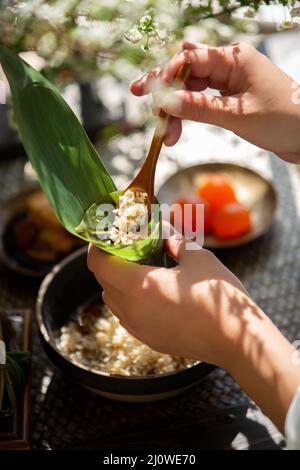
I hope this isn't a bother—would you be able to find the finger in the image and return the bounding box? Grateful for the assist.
[102,291,126,325]
[99,279,124,304]
[102,291,141,337]
[159,51,190,85]
[182,41,207,50]
[132,44,244,98]
[130,66,161,96]
[185,76,208,92]
[162,220,175,239]
[130,45,203,96]
[164,234,187,264]
[164,117,182,146]
[159,90,239,130]
[102,290,124,318]
[220,89,231,96]
[160,46,241,91]
[130,55,206,99]
[154,78,207,104]
[87,244,150,291]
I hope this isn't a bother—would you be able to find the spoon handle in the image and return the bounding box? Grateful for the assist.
[136,62,191,206]
[145,61,191,171]
[156,61,192,142]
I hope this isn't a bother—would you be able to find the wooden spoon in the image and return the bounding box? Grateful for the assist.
[120,62,191,218]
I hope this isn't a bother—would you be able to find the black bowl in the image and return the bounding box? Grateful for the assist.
[36,247,215,401]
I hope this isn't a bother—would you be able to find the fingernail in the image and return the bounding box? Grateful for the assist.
[130,75,144,88]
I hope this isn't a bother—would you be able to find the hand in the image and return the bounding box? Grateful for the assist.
[88,236,300,431]
[131,42,300,163]
[88,235,259,369]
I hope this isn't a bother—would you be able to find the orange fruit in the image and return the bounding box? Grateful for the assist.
[170,196,213,235]
[212,203,251,240]
[197,174,237,212]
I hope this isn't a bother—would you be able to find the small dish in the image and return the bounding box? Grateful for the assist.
[36,247,215,402]
[157,162,278,249]
[0,187,85,277]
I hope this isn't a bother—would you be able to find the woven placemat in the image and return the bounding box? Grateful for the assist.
[0,153,298,450]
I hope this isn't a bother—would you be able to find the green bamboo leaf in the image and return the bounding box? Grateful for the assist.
[0,47,163,263]
[0,46,116,232]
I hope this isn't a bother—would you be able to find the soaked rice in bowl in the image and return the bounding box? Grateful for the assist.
[58,303,195,376]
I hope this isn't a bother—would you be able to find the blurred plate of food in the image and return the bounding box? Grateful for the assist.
[157,162,278,249]
[0,187,85,277]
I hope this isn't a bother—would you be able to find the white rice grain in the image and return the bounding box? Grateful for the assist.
[109,189,148,246]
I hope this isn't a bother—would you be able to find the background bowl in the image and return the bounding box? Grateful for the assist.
[0,186,83,277]
[0,186,44,277]
[157,162,278,249]
[36,246,215,402]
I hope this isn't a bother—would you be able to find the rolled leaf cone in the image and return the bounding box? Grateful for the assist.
[0,47,163,263]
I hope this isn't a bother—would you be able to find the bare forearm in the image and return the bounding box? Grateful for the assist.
[228,311,300,432]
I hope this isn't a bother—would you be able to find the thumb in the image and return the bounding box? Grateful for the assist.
[164,234,188,265]
[160,90,239,130]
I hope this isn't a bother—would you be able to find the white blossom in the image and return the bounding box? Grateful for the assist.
[125,27,143,44]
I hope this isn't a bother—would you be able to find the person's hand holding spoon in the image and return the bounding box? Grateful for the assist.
[118,62,191,218]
